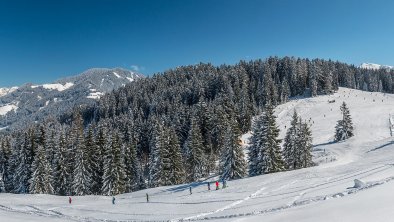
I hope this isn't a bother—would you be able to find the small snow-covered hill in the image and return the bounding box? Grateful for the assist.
[1,88,394,222]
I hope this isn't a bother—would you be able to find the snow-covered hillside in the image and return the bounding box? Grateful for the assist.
[0,87,18,97]
[360,62,394,70]
[1,87,394,221]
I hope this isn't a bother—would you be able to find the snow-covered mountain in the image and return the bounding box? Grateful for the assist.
[0,68,143,130]
[360,62,394,71]
[0,87,18,97]
[1,87,394,221]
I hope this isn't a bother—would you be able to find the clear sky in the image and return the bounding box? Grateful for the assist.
[1,0,394,87]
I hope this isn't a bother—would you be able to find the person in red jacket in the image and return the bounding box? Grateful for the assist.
[215,181,219,190]
[69,197,72,204]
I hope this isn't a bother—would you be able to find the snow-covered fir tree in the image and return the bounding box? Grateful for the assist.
[148,122,164,187]
[102,132,127,195]
[124,132,141,192]
[167,126,185,185]
[283,110,301,169]
[250,104,284,175]
[54,132,71,195]
[298,120,313,168]
[283,111,314,169]
[13,132,32,193]
[29,144,54,194]
[335,102,354,141]
[248,114,264,176]
[220,125,247,180]
[71,112,92,196]
[185,117,205,182]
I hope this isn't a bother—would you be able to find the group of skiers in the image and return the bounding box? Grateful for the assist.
[67,180,227,205]
[189,180,227,195]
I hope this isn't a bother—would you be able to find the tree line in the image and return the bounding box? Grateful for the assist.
[0,56,384,195]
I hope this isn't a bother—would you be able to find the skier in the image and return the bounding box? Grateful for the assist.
[207,182,210,190]
[215,181,219,190]
[69,197,72,204]
[112,196,116,205]
[189,186,192,195]
[146,193,149,203]
[222,179,227,189]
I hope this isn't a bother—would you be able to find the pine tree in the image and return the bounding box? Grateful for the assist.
[148,121,163,187]
[167,127,185,185]
[13,133,32,193]
[124,136,141,192]
[29,144,54,194]
[298,121,313,168]
[335,102,354,141]
[102,132,127,195]
[54,132,70,195]
[185,117,205,182]
[220,125,247,180]
[71,112,92,196]
[248,115,264,176]
[283,110,301,170]
[251,104,284,175]
[85,126,99,194]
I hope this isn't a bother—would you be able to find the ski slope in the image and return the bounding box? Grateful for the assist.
[1,87,394,222]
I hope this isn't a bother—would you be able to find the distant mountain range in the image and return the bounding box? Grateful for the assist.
[360,63,394,71]
[0,68,143,131]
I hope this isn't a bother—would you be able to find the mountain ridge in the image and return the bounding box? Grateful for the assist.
[0,67,144,130]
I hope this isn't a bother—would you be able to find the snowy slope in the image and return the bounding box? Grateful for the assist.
[1,88,394,222]
[0,87,18,97]
[360,62,394,70]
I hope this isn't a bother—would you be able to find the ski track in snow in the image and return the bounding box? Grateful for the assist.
[176,186,268,221]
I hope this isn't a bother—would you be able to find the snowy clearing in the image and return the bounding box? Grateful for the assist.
[0,104,18,116]
[2,87,394,221]
[31,83,74,92]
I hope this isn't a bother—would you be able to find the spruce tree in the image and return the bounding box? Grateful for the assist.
[167,127,185,185]
[185,117,205,182]
[220,125,247,180]
[71,112,92,196]
[54,132,70,195]
[102,132,127,195]
[283,110,301,170]
[248,115,264,176]
[13,133,32,193]
[258,104,284,174]
[335,102,354,141]
[298,121,313,168]
[29,144,54,194]
[124,137,141,192]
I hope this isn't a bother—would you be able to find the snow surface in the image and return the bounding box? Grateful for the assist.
[87,92,104,99]
[113,72,121,78]
[360,62,394,70]
[2,87,394,222]
[31,82,74,92]
[0,104,18,116]
[0,87,18,97]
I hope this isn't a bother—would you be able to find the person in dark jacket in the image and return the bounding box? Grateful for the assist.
[69,197,72,204]
[207,182,210,190]
[112,196,116,205]
[189,186,192,195]
[146,193,149,202]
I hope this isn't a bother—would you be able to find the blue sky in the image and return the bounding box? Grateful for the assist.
[0,0,394,87]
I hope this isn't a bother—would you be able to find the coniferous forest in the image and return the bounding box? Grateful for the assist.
[0,56,393,195]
